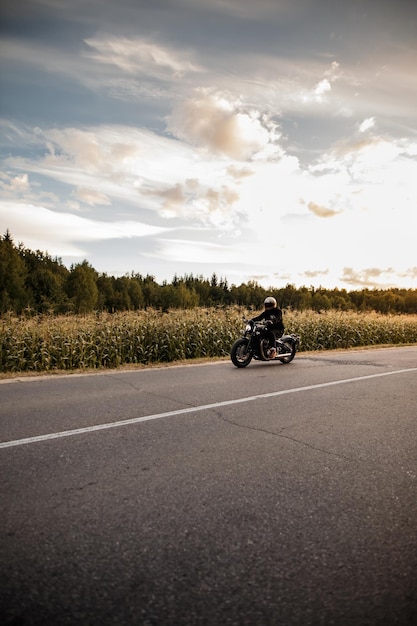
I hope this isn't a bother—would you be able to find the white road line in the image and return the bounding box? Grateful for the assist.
[1,367,416,449]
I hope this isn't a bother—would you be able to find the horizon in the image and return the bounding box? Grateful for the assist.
[1,0,416,291]
[4,228,417,296]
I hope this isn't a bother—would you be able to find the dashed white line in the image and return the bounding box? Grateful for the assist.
[1,367,416,449]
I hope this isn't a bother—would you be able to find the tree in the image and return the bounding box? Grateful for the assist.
[0,231,29,313]
[20,248,69,313]
[141,275,161,309]
[96,274,115,310]
[66,261,98,313]
[404,290,417,314]
[312,291,332,311]
[27,267,67,313]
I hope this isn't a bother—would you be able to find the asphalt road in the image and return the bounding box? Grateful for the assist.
[1,347,417,625]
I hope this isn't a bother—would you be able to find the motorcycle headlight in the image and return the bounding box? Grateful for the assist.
[245,323,252,332]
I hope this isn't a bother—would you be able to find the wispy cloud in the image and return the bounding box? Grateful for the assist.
[0,201,168,256]
[84,37,203,78]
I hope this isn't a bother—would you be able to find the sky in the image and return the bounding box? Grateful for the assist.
[1,0,416,290]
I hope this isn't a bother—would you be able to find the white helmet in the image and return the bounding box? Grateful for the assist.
[264,296,277,308]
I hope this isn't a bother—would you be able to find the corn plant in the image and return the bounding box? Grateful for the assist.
[1,308,417,374]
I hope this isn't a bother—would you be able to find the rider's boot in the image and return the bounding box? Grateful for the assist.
[267,346,277,359]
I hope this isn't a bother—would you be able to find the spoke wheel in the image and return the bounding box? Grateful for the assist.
[231,339,253,368]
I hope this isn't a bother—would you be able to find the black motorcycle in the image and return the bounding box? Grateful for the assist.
[231,319,300,368]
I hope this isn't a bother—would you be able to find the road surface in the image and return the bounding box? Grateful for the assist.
[1,347,416,625]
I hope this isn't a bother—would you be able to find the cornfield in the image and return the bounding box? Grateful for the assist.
[1,308,417,374]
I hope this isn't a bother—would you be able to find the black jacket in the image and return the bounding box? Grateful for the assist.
[252,307,284,334]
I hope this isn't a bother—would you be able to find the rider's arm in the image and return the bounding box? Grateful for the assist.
[251,311,266,322]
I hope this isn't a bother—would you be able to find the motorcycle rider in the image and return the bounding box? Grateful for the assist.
[251,296,284,358]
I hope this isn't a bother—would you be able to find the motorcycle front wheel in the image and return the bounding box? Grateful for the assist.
[231,338,253,368]
[278,340,296,363]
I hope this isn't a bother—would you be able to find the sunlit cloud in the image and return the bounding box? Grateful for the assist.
[3,122,266,227]
[145,180,241,225]
[167,90,283,160]
[341,267,405,289]
[304,269,330,279]
[3,117,417,291]
[307,202,341,218]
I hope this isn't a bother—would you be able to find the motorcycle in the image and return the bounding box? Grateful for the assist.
[230,318,300,368]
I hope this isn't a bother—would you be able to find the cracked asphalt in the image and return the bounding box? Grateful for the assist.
[1,347,417,625]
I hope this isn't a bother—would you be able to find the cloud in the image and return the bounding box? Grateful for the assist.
[4,119,417,267]
[341,267,402,288]
[226,165,254,180]
[314,78,331,99]
[291,62,342,107]
[147,237,242,265]
[1,0,417,293]
[0,201,168,256]
[71,187,111,206]
[0,34,200,105]
[307,135,417,222]
[84,37,202,79]
[399,267,417,280]
[5,124,189,205]
[144,180,241,226]
[166,91,283,160]
[307,202,341,218]
[359,117,375,133]
[4,122,258,227]
[149,183,186,212]
[0,170,61,207]
[304,269,330,279]
[40,127,140,174]
[0,172,30,193]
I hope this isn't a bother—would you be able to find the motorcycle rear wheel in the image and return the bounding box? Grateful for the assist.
[231,338,253,368]
[278,340,296,363]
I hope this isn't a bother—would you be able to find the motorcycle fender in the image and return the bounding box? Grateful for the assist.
[279,334,298,346]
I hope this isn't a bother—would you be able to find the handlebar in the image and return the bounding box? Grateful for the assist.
[243,318,270,328]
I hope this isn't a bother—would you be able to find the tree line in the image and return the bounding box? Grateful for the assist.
[1,231,416,315]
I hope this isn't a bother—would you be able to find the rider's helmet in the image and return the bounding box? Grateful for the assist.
[264,296,277,309]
